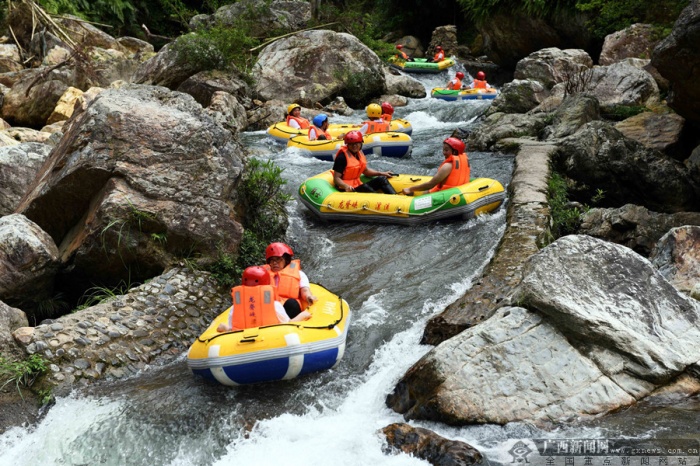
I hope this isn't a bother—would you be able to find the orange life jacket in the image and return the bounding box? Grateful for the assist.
[309,125,331,141]
[335,146,367,188]
[362,119,390,134]
[433,51,445,62]
[429,153,470,192]
[264,259,309,310]
[396,51,408,60]
[286,115,310,129]
[381,114,392,123]
[447,78,462,90]
[473,79,487,89]
[229,285,279,329]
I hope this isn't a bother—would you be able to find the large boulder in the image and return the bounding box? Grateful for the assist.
[579,204,700,256]
[649,225,700,295]
[0,214,60,315]
[253,29,386,108]
[382,423,482,465]
[553,121,699,213]
[599,24,660,65]
[0,142,53,215]
[14,85,245,292]
[514,48,593,90]
[541,93,601,140]
[584,61,660,113]
[652,0,700,123]
[614,111,686,159]
[388,235,700,425]
[465,112,549,151]
[487,79,549,115]
[189,0,310,37]
[132,42,209,90]
[0,301,28,360]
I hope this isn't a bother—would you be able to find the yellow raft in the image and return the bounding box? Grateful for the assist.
[287,131,412,161]
[298,170,505,225]
[187,284,350,386]
[266,119,413,143]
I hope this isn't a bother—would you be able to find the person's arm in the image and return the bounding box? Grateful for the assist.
[298,271,317,305]
[359,122,369,135]
[290,310,311,322]
[363,166,393,178]
[288,118,301,129]
[402,163,452,195]
[308,127,317,140]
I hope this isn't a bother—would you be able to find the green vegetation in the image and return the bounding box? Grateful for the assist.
[602,105,648,121]
[207,158,290,286]
[547,171,584,240]
[0,354,49,400]
[171,21,259,73]
[75,279,133,310]
[547,171,607,241]
[575,0,689,39]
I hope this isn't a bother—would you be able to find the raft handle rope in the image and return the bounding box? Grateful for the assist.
[306,180,502,217]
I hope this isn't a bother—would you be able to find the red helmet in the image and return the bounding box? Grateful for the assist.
[344,130,363,145]
[443,137,465,154]
[381,102,394,115]
[242,266,271,286]
[265,242,293,260]
[476,71,486,80]
[396,44,403,49]
[436,46,443,51]
[456,72,464,79]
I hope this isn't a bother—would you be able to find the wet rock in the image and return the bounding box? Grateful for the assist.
[382,423,483,465]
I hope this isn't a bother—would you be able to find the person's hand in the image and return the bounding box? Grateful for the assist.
[306,294,317,306]
[344,185,354,192]
[217,323,229,333]
[402,188,413,196]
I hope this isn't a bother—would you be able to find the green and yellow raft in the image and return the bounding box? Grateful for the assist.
[298,170,505,225]
[388,57,455,74]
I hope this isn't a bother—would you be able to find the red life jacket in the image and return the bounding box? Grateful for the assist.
[447,78,462,90]
[335,146,367,188]
[429,153,470,192]
[473,79,487,89]
[229,285,279,329]
[433,51,445,62]
[362,119,390,134]
[264,259,308,310]
[308,125,331,141]
[286,115,310,129]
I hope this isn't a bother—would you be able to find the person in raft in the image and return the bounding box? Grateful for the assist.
[394,44,412,61]
[469,71,489,89]
[286,103,310,129]
[446,71,465,90]
[333,130,397,194]
[308,114,332,141]
[429,45,445,63]
[402,137,470,196]
[380,102,394,123]
[359,103,390,135]
[216,266,311,332]
[263,242,317,319]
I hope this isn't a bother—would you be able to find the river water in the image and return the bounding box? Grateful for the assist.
[1,71,698,466]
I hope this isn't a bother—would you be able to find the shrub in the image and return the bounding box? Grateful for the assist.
[208,158,290,286]
[548,171,584,240]
[171,22,259,73]
[0,354,48,400]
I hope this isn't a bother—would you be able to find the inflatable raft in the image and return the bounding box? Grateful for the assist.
[389,57,455,74]
[431,87,499,101]
[298,170,505,225]
[267,119,413,143]
[187,283,350,386]
[287,131,412,161]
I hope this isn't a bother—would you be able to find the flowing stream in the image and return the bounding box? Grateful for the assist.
[1,71,698,466]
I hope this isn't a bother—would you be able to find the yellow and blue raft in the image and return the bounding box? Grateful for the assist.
[187,283,350,386]
[267,118,413,144]
[287,131,412,161]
